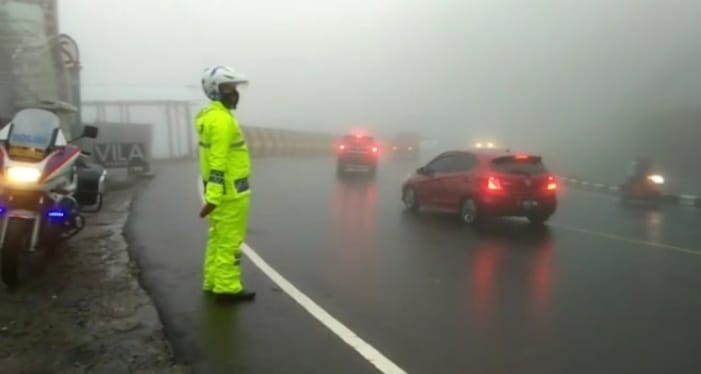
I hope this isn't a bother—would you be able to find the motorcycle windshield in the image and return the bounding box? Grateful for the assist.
[7,109,59,150]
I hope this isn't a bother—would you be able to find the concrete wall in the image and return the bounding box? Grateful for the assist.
[0,0,71,126]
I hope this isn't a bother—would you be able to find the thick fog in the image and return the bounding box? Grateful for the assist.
[60,0,701,186]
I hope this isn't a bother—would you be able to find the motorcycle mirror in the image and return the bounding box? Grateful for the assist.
[81,125,99,139]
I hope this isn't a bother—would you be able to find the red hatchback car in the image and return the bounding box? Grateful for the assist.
[401,150,558,225]
[336,134,380,175]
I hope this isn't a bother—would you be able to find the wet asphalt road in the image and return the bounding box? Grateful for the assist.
[128,157,701,374]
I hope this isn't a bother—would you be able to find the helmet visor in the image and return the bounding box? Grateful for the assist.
[220,81,248,92]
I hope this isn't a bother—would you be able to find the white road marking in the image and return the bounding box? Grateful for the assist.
[197,179,407,374]
[679,195,699,206]
[550,222,701,257]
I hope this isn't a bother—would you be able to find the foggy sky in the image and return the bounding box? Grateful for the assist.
[59,0,701,145]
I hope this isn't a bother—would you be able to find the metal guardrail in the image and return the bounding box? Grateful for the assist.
[241,126,337,158]
[559,176,701,209]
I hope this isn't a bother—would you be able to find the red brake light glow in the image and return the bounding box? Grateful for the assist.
[487,176,504,191]
[371,146,378,153]
[546,176,557,191]
[339,144,346,150]
[514,154,530,160]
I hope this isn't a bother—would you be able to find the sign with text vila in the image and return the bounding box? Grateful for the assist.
[93,143,148,168]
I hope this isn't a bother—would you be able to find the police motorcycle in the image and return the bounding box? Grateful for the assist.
[0,108,104,286]
[620,158,665,206]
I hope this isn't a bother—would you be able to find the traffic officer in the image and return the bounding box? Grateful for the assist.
[196,65,255,302]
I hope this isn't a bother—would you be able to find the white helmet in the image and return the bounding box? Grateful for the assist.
[200,65,249,101]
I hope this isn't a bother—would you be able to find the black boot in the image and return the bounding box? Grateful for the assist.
[214,290,256,303]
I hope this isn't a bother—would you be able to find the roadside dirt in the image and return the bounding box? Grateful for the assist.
[0,183,190,373]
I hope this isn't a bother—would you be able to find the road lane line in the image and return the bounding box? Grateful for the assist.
[197,179,406,374]
[550,222,700,257]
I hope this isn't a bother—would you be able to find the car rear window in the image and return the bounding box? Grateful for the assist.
[490,155,548,175]
[343,135,374,143]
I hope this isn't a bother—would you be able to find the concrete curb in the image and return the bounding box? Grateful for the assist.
[559,176,701,209]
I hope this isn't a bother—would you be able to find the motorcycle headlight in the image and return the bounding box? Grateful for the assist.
[647,174,665,184]
[6,166,42,183]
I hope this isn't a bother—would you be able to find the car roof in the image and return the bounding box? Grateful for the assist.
[438,149,540,161]
[342,134,373,139]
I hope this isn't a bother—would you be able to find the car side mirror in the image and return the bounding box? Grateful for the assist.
[82,125,99,139]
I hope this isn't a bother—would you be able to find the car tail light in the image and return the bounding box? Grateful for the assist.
[338,144,346,150]
[371,146,378,153]
[514,154,530,160]
[546,176,557,191]
[487,176,504,191]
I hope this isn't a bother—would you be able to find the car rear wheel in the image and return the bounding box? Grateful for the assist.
[460,198,481,225]
[403,187,420,213]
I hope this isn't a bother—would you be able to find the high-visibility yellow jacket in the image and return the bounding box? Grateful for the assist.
[195,101,251,205]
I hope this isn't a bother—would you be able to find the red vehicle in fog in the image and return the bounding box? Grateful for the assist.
[401,149,558,225]
[336,134,380,175]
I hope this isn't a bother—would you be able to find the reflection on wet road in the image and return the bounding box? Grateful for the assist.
[332,175,379,269]
[128,158,701,374]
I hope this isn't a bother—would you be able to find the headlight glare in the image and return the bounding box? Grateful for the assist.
[647,174,665,184]
[6,166,42,183]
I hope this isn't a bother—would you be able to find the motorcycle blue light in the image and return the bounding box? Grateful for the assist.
[47,210,66,218]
